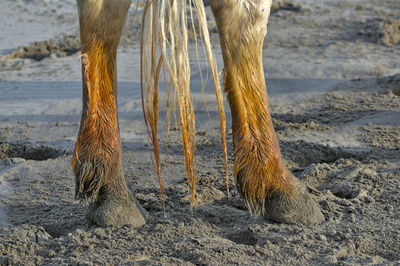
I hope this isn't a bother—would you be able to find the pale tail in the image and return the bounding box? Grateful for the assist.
[140,0,229,212]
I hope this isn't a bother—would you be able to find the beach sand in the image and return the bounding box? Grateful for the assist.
[0,0,399,264]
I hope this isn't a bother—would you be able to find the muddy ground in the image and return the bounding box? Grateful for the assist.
[0,0,399,265]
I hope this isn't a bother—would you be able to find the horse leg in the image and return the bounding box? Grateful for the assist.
[210,0,324,225]
[72,0,146,226]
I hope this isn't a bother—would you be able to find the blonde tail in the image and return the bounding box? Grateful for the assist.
[140,0,228,211]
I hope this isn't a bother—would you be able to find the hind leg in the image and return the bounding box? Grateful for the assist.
[210,0,323,225]
[73,0,145,227]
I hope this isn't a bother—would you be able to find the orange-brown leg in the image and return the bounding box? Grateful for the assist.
[211,0,323,225]
[73,0,145,226]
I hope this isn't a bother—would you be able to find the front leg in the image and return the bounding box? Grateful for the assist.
[73,0,145,226]
[211,0,324,225]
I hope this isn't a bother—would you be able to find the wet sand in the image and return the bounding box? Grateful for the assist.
[0,0,399,264]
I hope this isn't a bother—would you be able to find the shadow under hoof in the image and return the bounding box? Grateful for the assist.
[264,184,324,226]
[87,190,147,227]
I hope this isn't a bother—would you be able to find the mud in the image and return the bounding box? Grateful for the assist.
[342,19,400,46]
[271,0,302,13]
[4,35,80,61]
[0,142,63,161]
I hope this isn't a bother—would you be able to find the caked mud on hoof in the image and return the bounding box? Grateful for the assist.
[263,184,324,226]
[87,189,147,227]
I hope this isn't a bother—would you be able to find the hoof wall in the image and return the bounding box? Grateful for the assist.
[264,185,324,226]
[87,191,146,227]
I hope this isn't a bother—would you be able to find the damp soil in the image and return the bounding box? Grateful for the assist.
[0,0,400,265]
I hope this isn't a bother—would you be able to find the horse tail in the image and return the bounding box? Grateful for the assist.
[140,0,228,212]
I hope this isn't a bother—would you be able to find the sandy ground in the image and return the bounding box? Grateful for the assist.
[0,0,400,265]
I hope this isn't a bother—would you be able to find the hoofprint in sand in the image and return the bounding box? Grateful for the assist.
[0,0,399,264]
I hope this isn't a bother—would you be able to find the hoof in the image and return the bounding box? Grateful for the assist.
[263,184,324,226]
[87,189,147,227]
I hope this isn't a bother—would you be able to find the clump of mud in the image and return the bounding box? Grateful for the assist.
[377,74,400,95]
[281,140,356,168]
[360,126,400,149]
[6,35,80,61]
[358,19,400,46]
[0,142,62,161]
[271,0,302,13]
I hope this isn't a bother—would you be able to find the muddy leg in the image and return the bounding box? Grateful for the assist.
[210,0,323,225]
[72,0,145,227]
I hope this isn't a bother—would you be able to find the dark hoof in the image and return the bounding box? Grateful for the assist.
[87,190,147,227]
[264,184,324,226]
